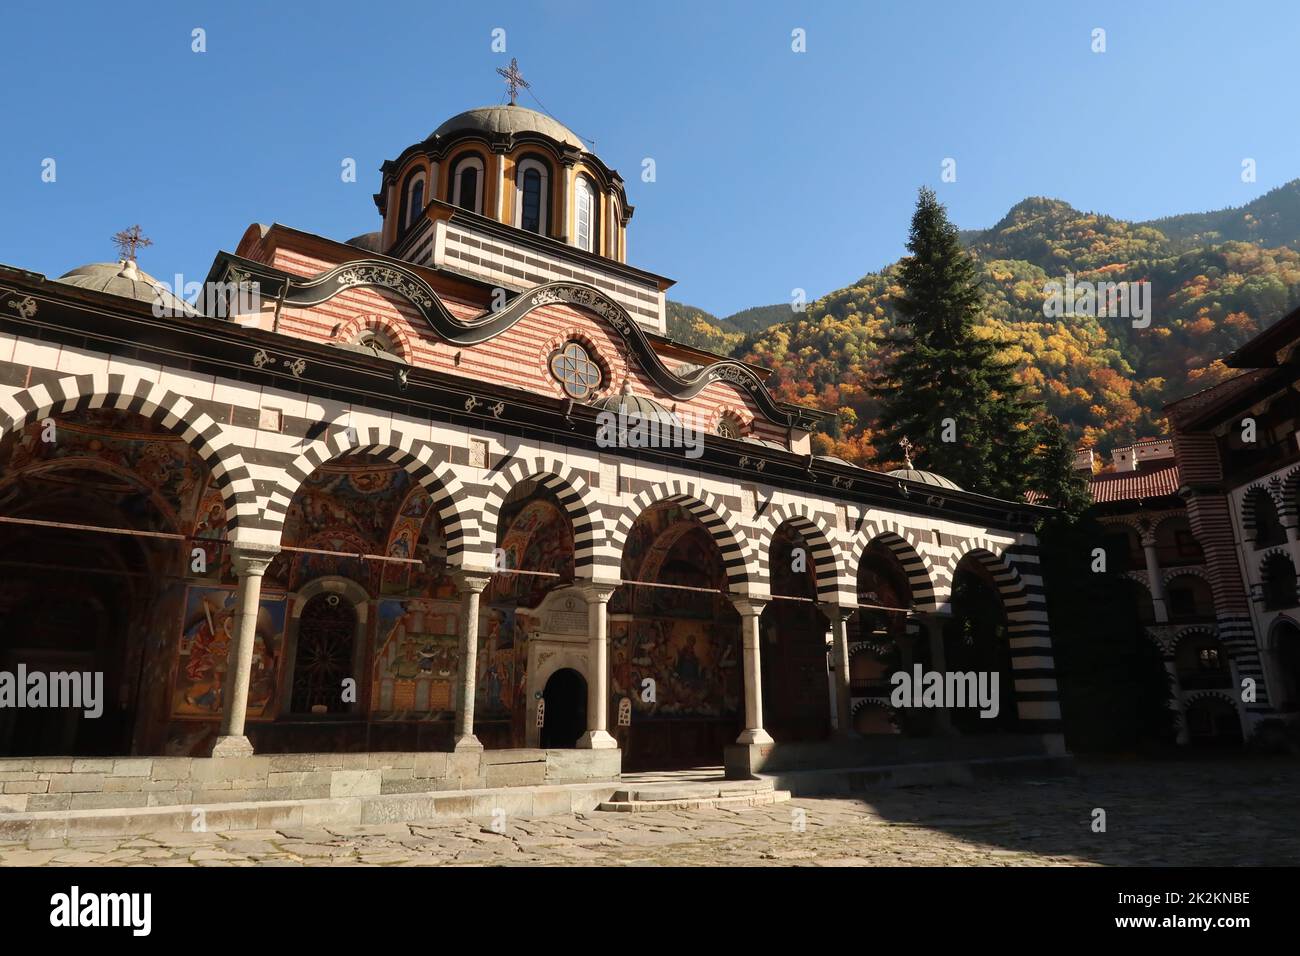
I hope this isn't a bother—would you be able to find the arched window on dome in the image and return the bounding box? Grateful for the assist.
[608,196,620,260]
[575,176,600,253]
[449,154,485,214]
[399,168,426,235]
[515,157,550,235]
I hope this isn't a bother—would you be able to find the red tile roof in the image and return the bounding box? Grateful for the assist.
[1088,460,1181,503]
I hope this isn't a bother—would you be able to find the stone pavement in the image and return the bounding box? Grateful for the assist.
[2,757,1295,866]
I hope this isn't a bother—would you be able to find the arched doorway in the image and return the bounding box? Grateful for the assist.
[946,553,1019,734]
[540,668,587,748]
[0,410,204,756]
[856,539,931,735]
[1269,618,1300,713]
[613,501,742,770]
[290,593,358,713]
[760,523,831,742]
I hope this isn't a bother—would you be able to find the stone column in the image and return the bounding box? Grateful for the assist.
[1140,530,1169,624]
[451,571,492,752]
[820,603,854,737]
[731,597,773,745]
[577,581,619,749]
[919,613,957,736]
[1162,652,1189,745]
[210,545,278,757]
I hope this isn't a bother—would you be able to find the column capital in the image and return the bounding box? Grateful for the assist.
[817,602,854,623]
[576,578,619,603]
[450,569,492,594]
[230,544,278,578]
[728,595,767,618]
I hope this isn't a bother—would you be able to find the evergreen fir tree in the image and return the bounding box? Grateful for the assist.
[1029,416,1092,517]
[874,187,1039,499]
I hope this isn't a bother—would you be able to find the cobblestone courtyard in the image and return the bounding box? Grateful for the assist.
[3,758,1295,867]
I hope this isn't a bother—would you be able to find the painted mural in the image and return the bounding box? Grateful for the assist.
[611,617,741,718]
[372,598,461,714]
[171,586,287,720]
[0,413,207,533]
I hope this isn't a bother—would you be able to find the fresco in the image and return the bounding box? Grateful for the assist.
[488,495,574,605]
[171,586,286,720]
[611,617,740,718]
[0,415,206,532]
[372,598,461,714]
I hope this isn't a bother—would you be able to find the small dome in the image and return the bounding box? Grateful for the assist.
[431,105,584,150]
[345,231,383,253]
[56,260,195,315]
[593,383,681,428]
[887,468,964,491]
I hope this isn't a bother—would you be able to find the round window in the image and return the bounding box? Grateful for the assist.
[549,341,602,400]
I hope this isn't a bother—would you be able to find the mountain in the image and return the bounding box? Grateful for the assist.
[664,301,792,353]
[674,181,1300,468]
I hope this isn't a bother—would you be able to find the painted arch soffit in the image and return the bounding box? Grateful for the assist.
[226,257,794,426]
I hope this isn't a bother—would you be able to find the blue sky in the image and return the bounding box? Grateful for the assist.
[2,0,1298,318]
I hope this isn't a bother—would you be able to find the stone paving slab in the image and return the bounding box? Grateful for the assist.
[0,758,1296,867]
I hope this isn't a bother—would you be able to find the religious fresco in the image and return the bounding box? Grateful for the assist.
[171,586,287,720]
[611,617,741,718]
[476,605,532,725]
[371,598,461,715]
[190,479,228,579]
[488,495,575,606]
[275,459,416,592]
[0,415,207,532]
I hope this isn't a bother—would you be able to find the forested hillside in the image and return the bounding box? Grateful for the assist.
[667,183,1300,468]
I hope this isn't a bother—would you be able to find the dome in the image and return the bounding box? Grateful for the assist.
[592,383,681,428]
[887,468,964,491]
[56,260,196,316]
[345,231,383,253]
[430,105,584,151]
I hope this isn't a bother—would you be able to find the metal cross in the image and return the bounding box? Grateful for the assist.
[111,225,152,262]
[496,58,529,106]
[898,436,915,468]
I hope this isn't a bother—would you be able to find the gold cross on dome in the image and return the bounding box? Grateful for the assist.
[496,57,529,106]
[111,225,152,262]
[898,436,915,468]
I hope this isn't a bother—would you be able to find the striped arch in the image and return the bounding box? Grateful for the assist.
[1162,565,1214,587]
[1240,482,1282,537]
[1280,465,1300,526]
[855,520,937,611]
[1171,624,1224,653]
[609,480,756,593]
[0,370,258,529]
[266,421,476,566]
[949,537,1059,727]
[757,504,852,605]
[479,456,614,577]
[1122,570,1152,592]
[332,314,415,363]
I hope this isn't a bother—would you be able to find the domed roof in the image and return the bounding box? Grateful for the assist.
[431,105,583,150]
[592,383,681,427]
[55,260,196,315]
[887,468,964,491]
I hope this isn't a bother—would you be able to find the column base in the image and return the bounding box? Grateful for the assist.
[576,729,618,750]
[452,734,484,753]
[209,735,254,758]
[735,727,774,746]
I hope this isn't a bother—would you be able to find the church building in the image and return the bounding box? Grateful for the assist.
[0,84,1062,785]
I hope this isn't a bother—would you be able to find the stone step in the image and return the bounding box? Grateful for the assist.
[0,779,625,841]
[609,778,772,803]
[598,783,789,813]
